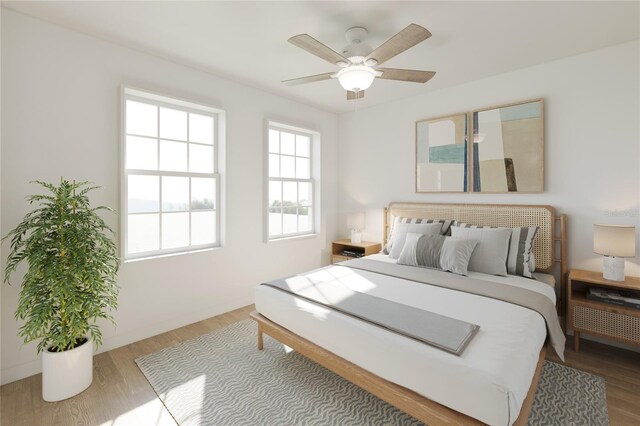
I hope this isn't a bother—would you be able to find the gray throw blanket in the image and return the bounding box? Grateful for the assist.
[343,258,566,361]
[262,278,480,355]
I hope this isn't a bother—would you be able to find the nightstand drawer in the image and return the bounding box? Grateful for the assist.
[574,305,640,344]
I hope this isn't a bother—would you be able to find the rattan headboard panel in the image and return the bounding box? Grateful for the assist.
[385,203,555,272]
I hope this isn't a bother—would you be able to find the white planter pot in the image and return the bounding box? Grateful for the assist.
[42,338,93,402]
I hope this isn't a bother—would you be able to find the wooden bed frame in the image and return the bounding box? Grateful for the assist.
[251,202,567,425]
[251,311,545,425]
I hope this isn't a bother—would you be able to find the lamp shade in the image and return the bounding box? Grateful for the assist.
[593,224,636,257]
[347,212,365,230]
[337,66,376,92]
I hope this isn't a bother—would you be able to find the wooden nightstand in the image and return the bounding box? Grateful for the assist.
[331,239,382,264]
[568,269,640,352]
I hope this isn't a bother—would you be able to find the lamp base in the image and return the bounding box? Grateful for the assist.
[350,229,362,244]
[603,256,625,281]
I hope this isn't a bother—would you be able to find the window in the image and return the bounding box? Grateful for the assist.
[122,88,223,260]
[267,123,318,240]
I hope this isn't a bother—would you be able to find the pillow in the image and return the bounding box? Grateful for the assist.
[385,217,453,253]
[388,222,443,259]
[450,226,512,276]
[454,223,539,278]
[397,233,478,276]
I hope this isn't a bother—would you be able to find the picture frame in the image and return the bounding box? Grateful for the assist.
[415,113,469,193]
[471,99,544,193]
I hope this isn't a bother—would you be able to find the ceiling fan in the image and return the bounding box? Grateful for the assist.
[283,24,436,100]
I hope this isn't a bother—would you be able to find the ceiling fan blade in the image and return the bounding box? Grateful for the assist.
[365,24,431,66]
[377,68,436,83]
[288,34,349,65]
[282,72,335,86]
[347,90,365,100]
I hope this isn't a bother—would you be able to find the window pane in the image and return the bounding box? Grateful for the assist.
[281,132,295,155]
[161,212,189,249]
[191,177,216,210]
[296,157,310,179]
[126,136,157,170]
[268,129,279,153]
[283,181,297,206]
[281,156,295,178]
[296,135,310,158]
[269,181,281,208]
[189,144,214,173]
[189,113,213,144]
[269,154,280,177]
[191,211,216,245]
[268,208,282,237]
[282,207,297,235]
[298,182,312,206]
[162,176,189,211]
[128,213,159,253]
[299,207,312,232]
[128,175,159,213]
[126,100,157,137]
[160,140,187,172]
[160,107,187,141]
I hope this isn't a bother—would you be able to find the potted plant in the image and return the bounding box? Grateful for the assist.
[3,179,119,401]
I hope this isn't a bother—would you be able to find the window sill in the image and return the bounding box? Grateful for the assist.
[267,233,318,244]
[123,245,221,263]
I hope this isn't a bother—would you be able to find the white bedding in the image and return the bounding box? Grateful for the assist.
[254,254,554,426]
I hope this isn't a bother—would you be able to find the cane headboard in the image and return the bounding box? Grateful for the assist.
[384,202,565,273]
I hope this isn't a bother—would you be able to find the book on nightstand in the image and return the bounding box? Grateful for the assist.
[586,287,640,309]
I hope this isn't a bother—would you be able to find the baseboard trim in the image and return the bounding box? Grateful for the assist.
[1,296,254,385]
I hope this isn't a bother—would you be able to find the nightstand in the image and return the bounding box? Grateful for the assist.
[568,269,640,352]
[331,239,382,264]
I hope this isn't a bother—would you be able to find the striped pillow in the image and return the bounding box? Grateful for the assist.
[397,233,479,276]
[453,222,539,278]
[385,217,454,254]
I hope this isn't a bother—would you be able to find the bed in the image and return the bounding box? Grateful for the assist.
[252,203,567,426]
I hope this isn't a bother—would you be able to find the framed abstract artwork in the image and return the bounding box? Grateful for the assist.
[471,99,544,193]
[415,113,469,192]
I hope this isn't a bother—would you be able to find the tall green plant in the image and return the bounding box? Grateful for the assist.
[3,179,120,353]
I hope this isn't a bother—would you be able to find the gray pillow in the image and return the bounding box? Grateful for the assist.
[389,222,443,259]
[450,226,511,276]
[385,217,453,254]
[397,233,478,276]
[455,223,539,278]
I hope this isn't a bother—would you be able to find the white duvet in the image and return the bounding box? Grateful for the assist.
[254,254,555,426]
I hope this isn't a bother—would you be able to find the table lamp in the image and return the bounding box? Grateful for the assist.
[347,212,365,244]
[593,224,636,281]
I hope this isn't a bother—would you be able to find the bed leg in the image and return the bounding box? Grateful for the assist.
[257,325,264,351]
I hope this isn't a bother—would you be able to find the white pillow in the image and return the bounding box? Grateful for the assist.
[389,222,443,259]
[450,226,512,276]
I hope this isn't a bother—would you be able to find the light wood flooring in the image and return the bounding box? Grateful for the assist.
[2,304,639,426]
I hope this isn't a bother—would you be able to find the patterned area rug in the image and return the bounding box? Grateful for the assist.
[136,320,608,426]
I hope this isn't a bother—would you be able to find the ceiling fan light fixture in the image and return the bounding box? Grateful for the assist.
[336,65,376,92]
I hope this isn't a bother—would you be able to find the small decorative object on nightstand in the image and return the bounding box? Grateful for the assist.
[347,212,365,243]
[593,224,636,281]
[331,239,381,264]
[567,269,640,352]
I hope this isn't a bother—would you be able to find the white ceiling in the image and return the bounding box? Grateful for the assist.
[4,1,639,113]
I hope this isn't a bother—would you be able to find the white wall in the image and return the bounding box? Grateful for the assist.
[0,10,339,384]
[338,40,640,276]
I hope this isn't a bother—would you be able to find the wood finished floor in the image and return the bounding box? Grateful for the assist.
[2,304,639,426]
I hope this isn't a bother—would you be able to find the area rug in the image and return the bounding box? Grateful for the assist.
[136,320,608,426]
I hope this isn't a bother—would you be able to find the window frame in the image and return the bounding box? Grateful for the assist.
[121,87,225,261]
[265,121,320,242]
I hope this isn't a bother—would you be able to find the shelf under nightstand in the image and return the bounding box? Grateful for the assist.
[331,239,381,264]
